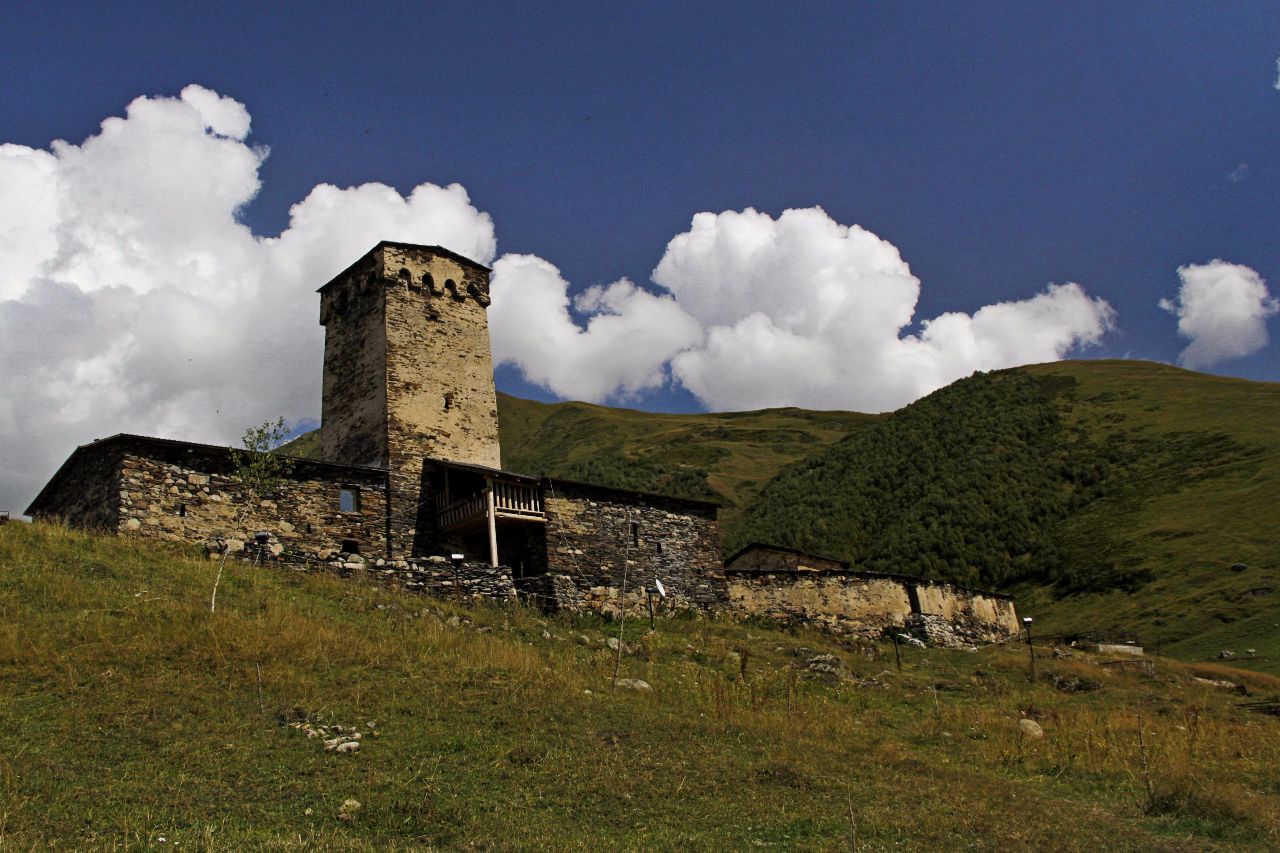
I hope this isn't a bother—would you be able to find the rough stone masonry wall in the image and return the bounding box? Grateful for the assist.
[319,253,389,470]
[726,571,1019,644]
[726,572,914,637]
[117,449,388,558]
[383,246,502,555]
[28,443,125,531]
[279,550,516,602]
[541,485,726,615]
[318,244,502,556]
[912,583,1021,641]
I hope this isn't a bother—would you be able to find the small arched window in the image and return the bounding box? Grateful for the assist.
[422,272,435,292]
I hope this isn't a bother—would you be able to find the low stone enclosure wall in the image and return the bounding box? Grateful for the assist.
[263,549,519,602]
[725,568,1020,646]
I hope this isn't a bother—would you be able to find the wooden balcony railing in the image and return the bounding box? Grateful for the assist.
[491,481,544,519]
[436,480,544,531]
[438,492,487,530]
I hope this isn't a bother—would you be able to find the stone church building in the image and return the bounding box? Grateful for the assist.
[28,241,726,613]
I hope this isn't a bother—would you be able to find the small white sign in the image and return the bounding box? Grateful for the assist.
[655,578,667,598]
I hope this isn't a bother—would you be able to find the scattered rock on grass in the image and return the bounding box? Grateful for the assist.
[800,653,849,684]
[338,799,361,821]
[614,678,651,691]
[1018,718,1044,739]
[1051,674,1100,693]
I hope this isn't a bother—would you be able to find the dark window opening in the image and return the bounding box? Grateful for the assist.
[305,522,313,534]
[178,503,186,517]
[341,538,360,554]
[443,391,454,411]
[630,522,639,546]
[339,487,361,513]
[655,541,663,555]
[423,272,435,291]
[398,267,411,285]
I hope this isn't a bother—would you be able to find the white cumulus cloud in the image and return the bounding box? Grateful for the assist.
[494,206,1115,412]
[0,85,496,513]
[1160,261,1278,369]
[489,254,702,401]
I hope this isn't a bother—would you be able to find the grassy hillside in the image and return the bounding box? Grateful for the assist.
[738,361,1280,673]
[3,521,1280,849]
[498,393,869,525]
[1015,361,1280,671]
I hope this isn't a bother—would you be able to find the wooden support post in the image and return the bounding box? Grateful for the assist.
[486,484,499,568]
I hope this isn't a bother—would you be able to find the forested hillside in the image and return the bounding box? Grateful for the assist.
[734,365,1263,591]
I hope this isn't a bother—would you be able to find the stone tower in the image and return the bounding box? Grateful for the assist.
[317,241,501,552]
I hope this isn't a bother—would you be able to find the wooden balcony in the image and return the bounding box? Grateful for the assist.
[437,480,544,532]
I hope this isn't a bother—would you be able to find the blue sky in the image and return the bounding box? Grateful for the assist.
[2,1,1279,506]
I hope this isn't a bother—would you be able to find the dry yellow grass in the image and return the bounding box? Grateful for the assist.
[2,521,1279,850]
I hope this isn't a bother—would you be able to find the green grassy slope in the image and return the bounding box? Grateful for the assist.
[497,393,870,525]
[3,522,1279,849]
[1015,361,1280,671]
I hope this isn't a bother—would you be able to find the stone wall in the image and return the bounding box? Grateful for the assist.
[726,571,914,636]
[725,569,1019,644]
[28,436,392,558]
[319,251,389,470]
[26,440,125,531]
[279,550,516,602]
[118,445,389,558]
[541,481,726,615]
[913,583,1020,639]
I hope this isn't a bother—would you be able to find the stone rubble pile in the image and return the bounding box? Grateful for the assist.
[286,719,380,755]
